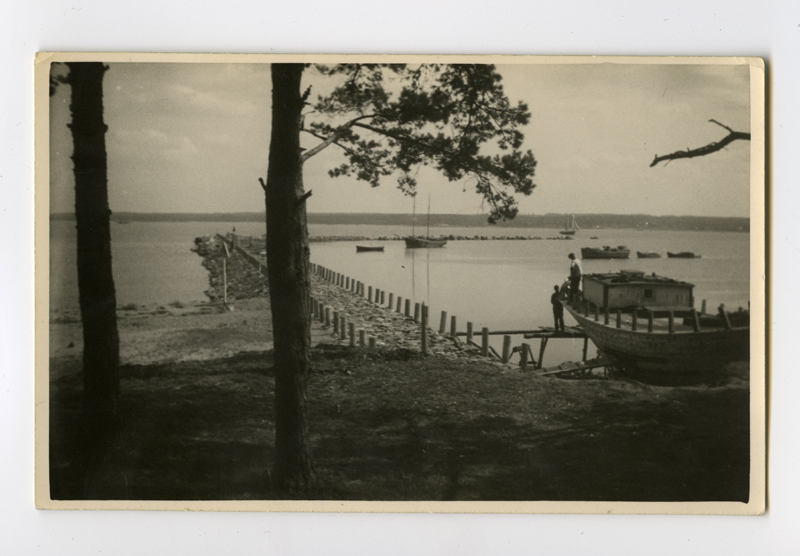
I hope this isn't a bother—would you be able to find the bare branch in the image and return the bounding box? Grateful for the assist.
[300,114,376,163]
[650,122,751,167]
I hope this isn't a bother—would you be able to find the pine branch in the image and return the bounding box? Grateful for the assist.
[650,120,751,167]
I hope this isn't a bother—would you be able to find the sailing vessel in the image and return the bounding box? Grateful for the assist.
[636,251,661,258]
[667,251,701,259]
[562,271,748,382]
[559,214,579,235]
[404,195,447,249]
[355,245,385,253]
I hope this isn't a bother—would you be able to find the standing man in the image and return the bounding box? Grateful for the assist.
[551,285,565,332]
[568,253,582,303]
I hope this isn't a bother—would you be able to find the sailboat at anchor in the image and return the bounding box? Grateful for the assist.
[559,214,579,236]
[404,195,447,248]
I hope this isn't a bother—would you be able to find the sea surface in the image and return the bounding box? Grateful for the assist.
[49,220,750,364]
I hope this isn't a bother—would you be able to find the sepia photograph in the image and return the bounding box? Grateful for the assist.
[36,54,765,513]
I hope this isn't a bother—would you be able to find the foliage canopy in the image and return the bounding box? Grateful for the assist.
[302,64,537,223]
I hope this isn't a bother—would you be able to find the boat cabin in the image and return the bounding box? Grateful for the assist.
[582,270,694,310]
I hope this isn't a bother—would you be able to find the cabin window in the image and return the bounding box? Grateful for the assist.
[644,288,654,299]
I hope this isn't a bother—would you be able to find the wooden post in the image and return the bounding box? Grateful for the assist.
[616,310,622,329]
[481,327,489,357]
[346,277,350,290]
[691,309,700,332]
[450,315,457,337]
[359,329,366,347]
[594,304,599,321]
[319,304,325,323]
[604,307,610,325]
[421,304,428,355]
[325,307,331,327]
[375,288,381,303]
[388,293,394,310]
[414,303,421,323]
[439,311,447,334]
[502,335,512,363]
[333,311,339,334]
[466,322,473,344]
[405,299,411,317]
[668,311,675,334]
[632,310,638,331]
[397,296,402,313]
[582,337,589,361]
[222,257,228,306]
[701,299,707,314]
[537,337,548,369]
[349,322,356,346]
[520,343,530,372]
[340,316,347,340]
[647,311,654,333]
[368,286,373,303]
[369,337,376,350]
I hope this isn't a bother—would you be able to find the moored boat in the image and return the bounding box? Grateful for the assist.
[356,245,385,252]
[636,251,661,258]
[559,214,579,236]
[563,271,748,383]
[667,251,701,258]
[581,245,630,259]
[404,236,447,248]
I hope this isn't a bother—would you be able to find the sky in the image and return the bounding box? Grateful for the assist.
[49,61,751,218]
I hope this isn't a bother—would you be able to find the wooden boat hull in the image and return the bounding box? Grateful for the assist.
[563,301,749,382]
[558,230,576,236]
[667,252,700,258]
[581,247,630,259]
[636,251,661,258]
[356,245,385,252]
[404,237,447,248]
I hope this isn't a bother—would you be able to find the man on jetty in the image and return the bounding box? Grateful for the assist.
[568,253,582,303]
[551,285,565,332]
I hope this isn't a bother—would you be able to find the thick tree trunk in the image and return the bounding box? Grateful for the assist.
[265,64,314,490]
[66,62,120,491]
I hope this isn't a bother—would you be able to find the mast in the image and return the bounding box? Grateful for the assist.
[411,195,416,237]
[426,195,431,239]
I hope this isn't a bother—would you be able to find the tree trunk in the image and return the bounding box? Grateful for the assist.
[265,64,314,490]
[66,62,120,492]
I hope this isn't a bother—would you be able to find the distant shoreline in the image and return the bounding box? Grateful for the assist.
[50,212,750,233]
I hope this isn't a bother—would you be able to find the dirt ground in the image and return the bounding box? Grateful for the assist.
[48,298,750,502]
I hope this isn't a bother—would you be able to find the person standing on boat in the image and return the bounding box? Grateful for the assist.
[551,285,565,332]
[568,253,582,302]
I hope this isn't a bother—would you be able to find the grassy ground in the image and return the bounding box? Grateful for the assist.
[49,302,750,501]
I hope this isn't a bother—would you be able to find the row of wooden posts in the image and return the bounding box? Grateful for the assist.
[310,263,538,371]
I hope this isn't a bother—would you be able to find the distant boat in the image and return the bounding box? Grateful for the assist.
[581,245,630,259]
[667,252,701,259]
[590,236,599,240]
[636,251,661,258]
[559,214,579,236]
[404,195,447,249]
[356,245,385,253]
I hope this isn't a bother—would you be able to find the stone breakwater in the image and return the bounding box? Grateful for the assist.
[192,234,515,367]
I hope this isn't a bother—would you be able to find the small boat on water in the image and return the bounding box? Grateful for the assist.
[559,214,579,236]
[404,237,447,248]
[404,195,447,249]
[636,251,661,258]
[667,251,701,259]
[562,271,748,383]
[581,245,630,259]
[356,245,385,253]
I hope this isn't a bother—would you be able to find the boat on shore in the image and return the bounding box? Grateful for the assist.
[356,245,385,253]
[562,271,748,383]
[581,245,630,259]
[559,214,579,236]
[667,251,701,259]
[636,251,661,258]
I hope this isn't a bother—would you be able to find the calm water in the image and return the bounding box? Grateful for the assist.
[50,220,749,364]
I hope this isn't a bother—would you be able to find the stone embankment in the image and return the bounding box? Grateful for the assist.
[192,234,514,367]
